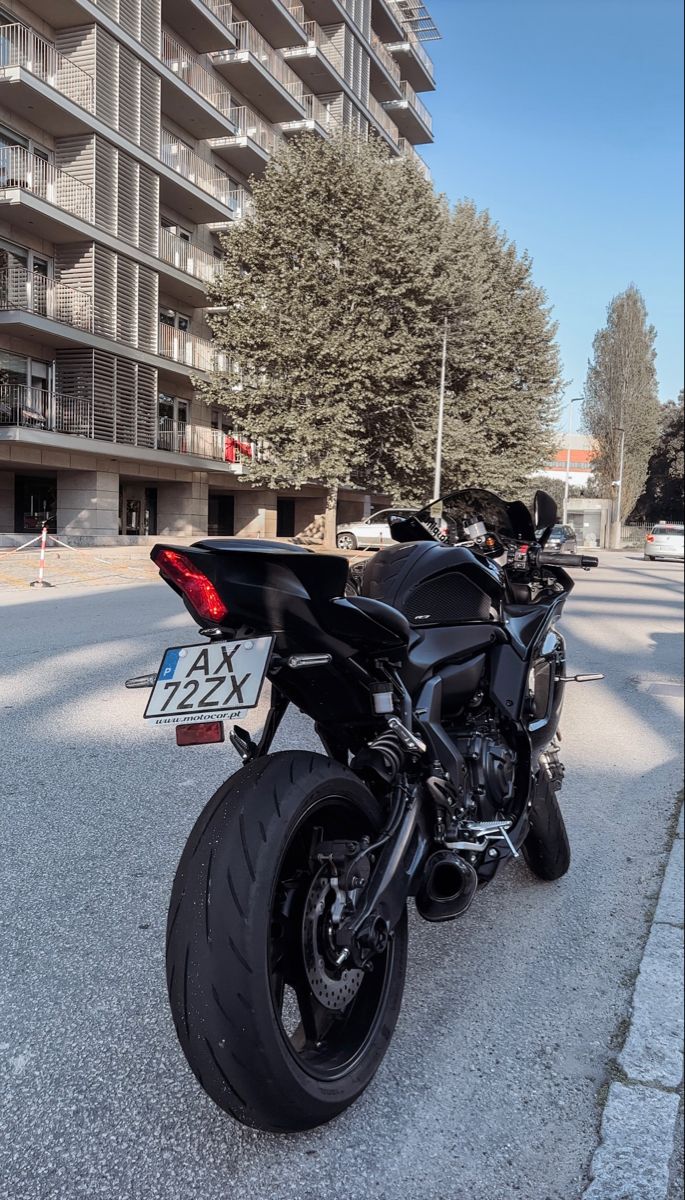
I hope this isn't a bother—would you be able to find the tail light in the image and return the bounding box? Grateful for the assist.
[646,534,655,543]
[155,549,228,622]
[176,721,225,746]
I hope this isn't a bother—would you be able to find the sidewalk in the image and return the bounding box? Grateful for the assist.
[0,545,160,590]
[585,803,684,1200]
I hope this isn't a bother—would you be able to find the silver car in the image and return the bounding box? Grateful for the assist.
[336,508,417,551]
[644,522,684,561]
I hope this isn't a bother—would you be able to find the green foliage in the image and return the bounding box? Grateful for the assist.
[203,133,448,506]
[440,202,562,498]
[629,390,684,521]
[203,134,563,512]
[582,285,661,519]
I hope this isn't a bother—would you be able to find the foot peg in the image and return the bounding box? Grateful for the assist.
[415,851,478,922]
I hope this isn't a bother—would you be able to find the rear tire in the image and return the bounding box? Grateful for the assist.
[521,770,571,881]
[166,751,408,1132]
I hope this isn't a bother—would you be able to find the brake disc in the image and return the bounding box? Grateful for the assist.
[302,874,364,1011]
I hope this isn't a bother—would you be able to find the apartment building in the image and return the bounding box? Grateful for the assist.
[0,0,437,542]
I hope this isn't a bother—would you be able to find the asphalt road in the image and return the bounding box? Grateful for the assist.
[1,553,682,1200]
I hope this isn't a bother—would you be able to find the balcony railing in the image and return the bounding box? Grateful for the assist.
[160,30,234,122]
[302,93,339,131]
[0,384,93,437]
[228,187,254,218]
[158,419,256,464]
[399,79,432,131]
[301,21,344,76]
[204,0,234,27]
[159,228,219,284]
[398,137,431,180]
[284,1,306,25]
[385,6,436,81]
[0,22,95,112]
[0,267,93,331]
[224,21,304,102]
[158,323,227,372]
[0,146,93,222]
[370,33,401,84]
[160,137,234,207]
[368,95,399,145]
[0,22,95,111]
[229,104,281,153]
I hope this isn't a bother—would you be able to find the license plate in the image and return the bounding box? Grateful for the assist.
[144,636,273,725]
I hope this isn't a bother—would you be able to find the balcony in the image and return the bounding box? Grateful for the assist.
[0,267,92,332]
[368,32,402,101]
[206,188,254,231]
[282,20,345,93]
[209,105,281,176]
[370,0,406,43]
[0,21,95,134]
[281,93,339,138]
[0,384,93,438]
[398,137,431,182]
[0,146,93,225]
[160,0,237,53]
[386,25,435,92]
[367,94,400,148]
[159,227,219,285]
[159,31,237,138]
[383,79,433,144]
[237,0,308,49]
[159,137,236,224]
[158,322,225,372]
[211,21,305,121]
[158,420,256,467]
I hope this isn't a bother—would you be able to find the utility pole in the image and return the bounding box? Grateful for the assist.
[433,316,448,500]
[562,397,582,525]
[612,426,626,549]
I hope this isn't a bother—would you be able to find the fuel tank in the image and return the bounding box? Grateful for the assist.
[361,541,504,628]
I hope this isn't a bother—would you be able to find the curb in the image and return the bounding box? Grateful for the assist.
[584,804,684,1200]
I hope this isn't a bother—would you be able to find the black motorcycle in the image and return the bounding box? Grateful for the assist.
[128,487,600,1132]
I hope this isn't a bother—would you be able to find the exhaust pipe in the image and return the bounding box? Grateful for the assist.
[415,850,478,922]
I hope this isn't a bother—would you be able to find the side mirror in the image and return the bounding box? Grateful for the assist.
[534,490,558,531]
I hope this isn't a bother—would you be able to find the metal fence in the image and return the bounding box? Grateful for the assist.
[0,21,95,111]
[620,522,652,548]
[0,384,93,436]
[0,145,93,222]
[0,267,93,331]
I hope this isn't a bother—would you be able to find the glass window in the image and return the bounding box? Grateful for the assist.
[0,349,28,387]
[367,510,390,524]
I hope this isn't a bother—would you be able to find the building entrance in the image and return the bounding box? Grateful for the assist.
[14,474,56,533]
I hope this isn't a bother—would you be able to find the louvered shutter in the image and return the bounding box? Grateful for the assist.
[116,152,139,246]
[95,27,119,129]
[116,256,138,348]
[136,265,158,354]
[115,356,137,445]
[93,244,117,340]
[139,65,160,156]
[138,166,159,254]
[136,363,157,448]
[94,138,118,234]
[118,46,141,145]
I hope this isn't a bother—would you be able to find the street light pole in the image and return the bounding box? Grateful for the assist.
[562,397,582,526]
[613,426,626,550]
[433,316,448,500]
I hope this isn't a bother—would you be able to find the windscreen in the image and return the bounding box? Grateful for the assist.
[418,488,536,544]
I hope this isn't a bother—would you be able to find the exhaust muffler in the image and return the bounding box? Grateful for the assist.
[415,850,478,922]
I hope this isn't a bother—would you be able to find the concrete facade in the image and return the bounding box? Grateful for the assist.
[0,0,437,543]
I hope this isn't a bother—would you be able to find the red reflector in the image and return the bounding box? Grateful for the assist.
[156,549,228,621]
[646,535,655,542]
[175,721,225,746]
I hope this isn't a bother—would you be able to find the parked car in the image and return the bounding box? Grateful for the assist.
[543,524,579,554]
[336,508,417,550]
[644,522,685,561]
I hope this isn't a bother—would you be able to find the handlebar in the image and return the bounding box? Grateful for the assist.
[538,551,599,569]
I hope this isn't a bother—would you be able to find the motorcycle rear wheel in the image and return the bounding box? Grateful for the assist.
[166,751,408,1132]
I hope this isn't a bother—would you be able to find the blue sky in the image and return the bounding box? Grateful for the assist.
[422,0,684,414]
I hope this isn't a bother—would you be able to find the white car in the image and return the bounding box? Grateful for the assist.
[336,508,417,551]
[644,522,684,561]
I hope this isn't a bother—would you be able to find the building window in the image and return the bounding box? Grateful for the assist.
[159,307,190,332]
[158,393,189,452]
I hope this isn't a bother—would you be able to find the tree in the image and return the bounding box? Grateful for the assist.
[202,132,449,541]
[582,285,661,520]
[629,390,684,521]
[439,202,562,497]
